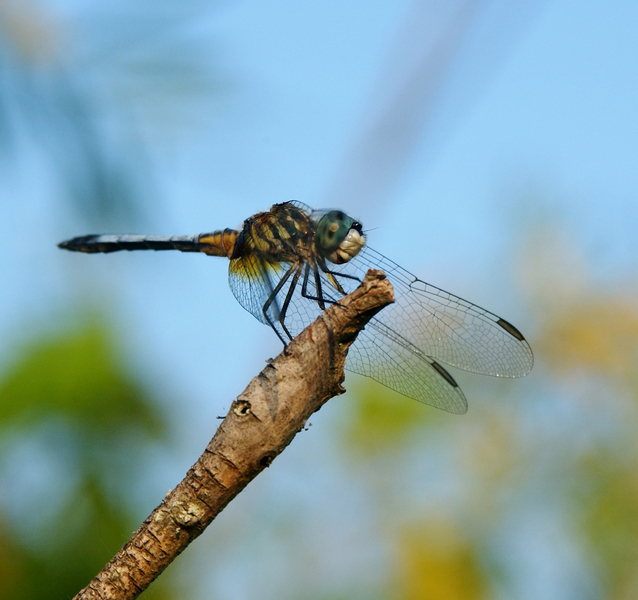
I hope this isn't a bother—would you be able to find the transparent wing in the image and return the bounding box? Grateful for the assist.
[289,200,315,215]
[229,253,289,326]
[243,251,469,412]
[345,246,535,378]
[228,241,533,413]
[348,326,468,414]
[265,243,533,376]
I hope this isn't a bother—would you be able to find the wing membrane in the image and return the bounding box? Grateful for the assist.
[227,219,532,412]
[229,254,287,325]
[347,325,468,413]
[332,246,534,377]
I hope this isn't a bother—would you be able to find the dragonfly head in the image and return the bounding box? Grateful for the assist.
[315,210,365,264]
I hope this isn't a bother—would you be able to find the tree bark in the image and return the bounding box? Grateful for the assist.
[73,269,394,600]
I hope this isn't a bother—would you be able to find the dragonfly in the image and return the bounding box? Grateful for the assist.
[59,201,533,414]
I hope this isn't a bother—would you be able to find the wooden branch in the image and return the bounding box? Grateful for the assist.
[73,269,394,600]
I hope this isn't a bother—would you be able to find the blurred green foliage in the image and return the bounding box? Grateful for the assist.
[575,452,638,600]
[0,318,171,599]
[341,379,440,455]
[0,1,225,596]
[542,297,638,599]
[0,321,163,432]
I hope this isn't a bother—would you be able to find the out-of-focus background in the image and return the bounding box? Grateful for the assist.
[1,0,637,598]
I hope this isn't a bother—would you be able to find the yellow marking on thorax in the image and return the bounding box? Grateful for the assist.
[250,220,274,253]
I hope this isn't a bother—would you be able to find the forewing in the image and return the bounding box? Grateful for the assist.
[330,246,534,377]
[228,238,531,409]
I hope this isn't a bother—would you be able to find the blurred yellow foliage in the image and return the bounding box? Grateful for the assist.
[0,0,63,64]
[393,521,486,600]
[538,298,638,380]
[575,452,638,600]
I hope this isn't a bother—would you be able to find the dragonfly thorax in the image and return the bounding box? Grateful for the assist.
[314,210,365,265]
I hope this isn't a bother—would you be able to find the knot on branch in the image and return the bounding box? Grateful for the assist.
[170,499,208,527]
[233,399,252,416]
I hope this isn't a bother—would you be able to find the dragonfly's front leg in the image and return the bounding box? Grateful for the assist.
[300,258,360,308]
[316,256,361,295]
[300,260,335,309]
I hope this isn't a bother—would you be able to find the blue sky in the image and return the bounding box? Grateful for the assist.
[0,0,634,482]
[1,0,637,597]
[120,0,637,412]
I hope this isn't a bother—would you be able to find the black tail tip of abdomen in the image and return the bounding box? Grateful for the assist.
[58,235,101,252]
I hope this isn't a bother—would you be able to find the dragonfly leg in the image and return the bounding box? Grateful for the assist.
[300,262,311,300]
[277,263,303,340]
[300,259,352,310]
[317,258,361,295]
[262,261,297,344]
[300,260,339,309]
[312,261,326,310]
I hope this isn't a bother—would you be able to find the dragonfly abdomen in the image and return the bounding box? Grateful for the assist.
[58,229,240,257]
[197,229,240,258]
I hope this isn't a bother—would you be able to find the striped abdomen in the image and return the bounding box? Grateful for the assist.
[58,229,240,259]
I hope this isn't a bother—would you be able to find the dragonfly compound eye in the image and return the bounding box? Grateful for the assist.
[315,210,365,264]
